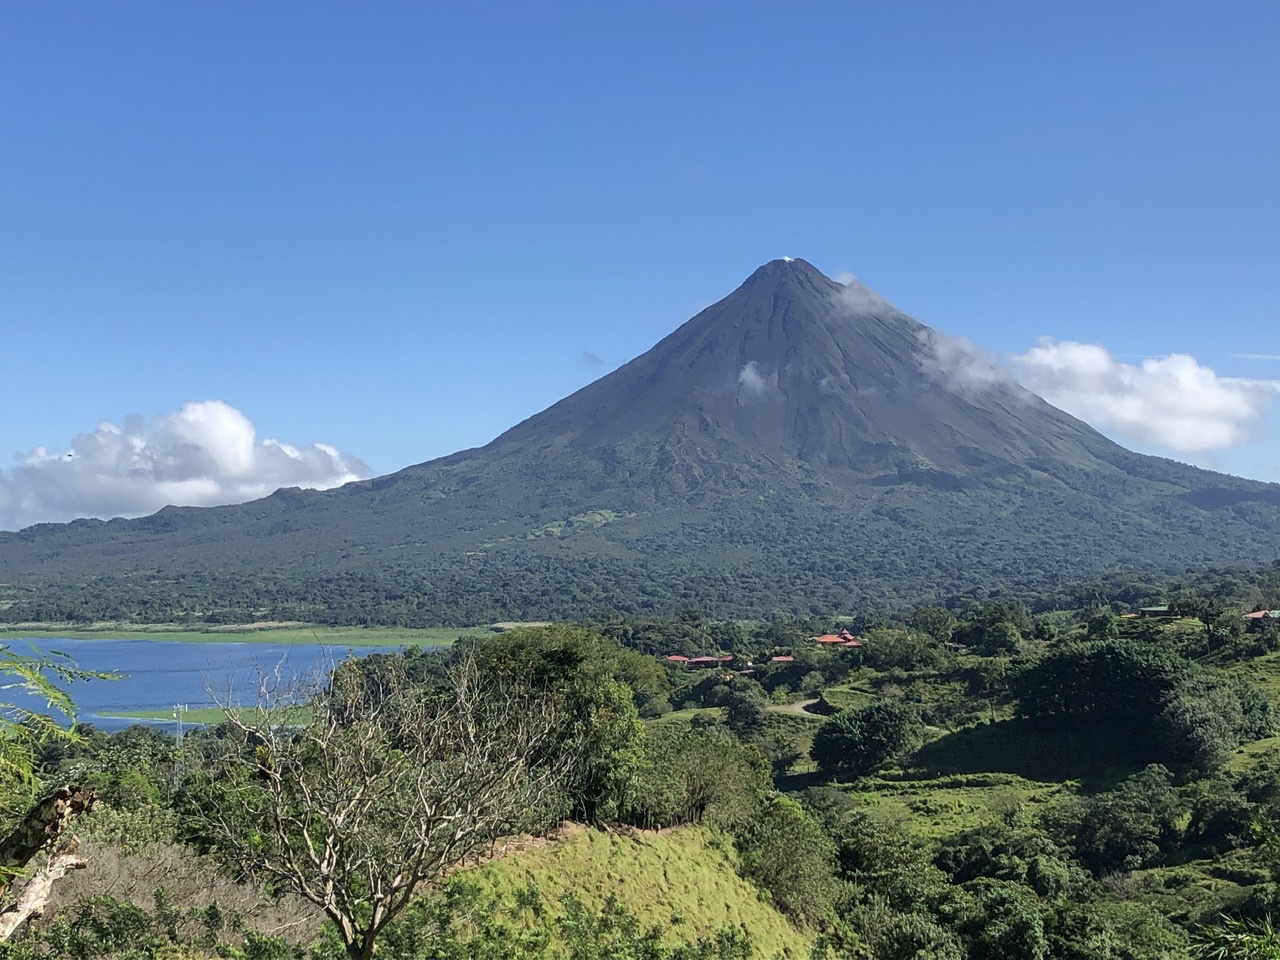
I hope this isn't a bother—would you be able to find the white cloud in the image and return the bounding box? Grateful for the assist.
[834,272,890,313]
[919,330,1014,392]
[737,360,772,401]
[1013,340,1280,454]
[0,400,371,531]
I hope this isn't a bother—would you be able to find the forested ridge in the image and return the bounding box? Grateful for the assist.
[6,571,1280,957]
[5,554,1280,631]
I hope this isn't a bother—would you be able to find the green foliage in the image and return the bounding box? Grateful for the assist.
[952,603,1031,657]
[628,725,769,830]
[960,879,1049,960]
[1013,640,1274,773]
[722,681,769,737]
[862,629,944,672]
[0,645,112,820]
[736,797,840,926]
[935,823,1092,900]
[469,625,654,821]
[2,890,303,960]
[1047,765,1185,876]
[1190,915,1280,959]
[909,607,958,643]
[810,701,925,779]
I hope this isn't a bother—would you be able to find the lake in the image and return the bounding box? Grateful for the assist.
[4,637,398,732]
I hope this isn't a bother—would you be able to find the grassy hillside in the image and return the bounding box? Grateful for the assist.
[457,824,816,959]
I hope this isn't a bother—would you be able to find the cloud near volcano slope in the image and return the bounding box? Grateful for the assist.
[0,400,369,531]
[921,331,1280,456]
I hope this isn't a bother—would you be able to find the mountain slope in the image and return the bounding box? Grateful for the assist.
[3,259,1279,622]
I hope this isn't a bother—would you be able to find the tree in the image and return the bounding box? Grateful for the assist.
[628,726,769,830]
[1049,765,1184,876]
[467,626,652,822]
[196,655,570,960]
[909,606,958,642]
[723,682,768,737]
[0,646,110,940]
[811,701,925,779]
[961,880,1049,960]
[1014,640,1273,772]
[737,797,839,924]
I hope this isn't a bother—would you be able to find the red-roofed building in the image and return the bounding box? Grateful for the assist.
[665,655,690,663]
[770,655,795,663]
[814,634,846,645]
[687,656,721,668]
[1244,611,1280,631]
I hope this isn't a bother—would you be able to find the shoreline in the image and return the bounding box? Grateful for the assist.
[0,623,479,647]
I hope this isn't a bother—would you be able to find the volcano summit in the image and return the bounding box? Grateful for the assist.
[4,259,1280,622]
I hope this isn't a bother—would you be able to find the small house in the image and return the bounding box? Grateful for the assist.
[1244,610,1280,631]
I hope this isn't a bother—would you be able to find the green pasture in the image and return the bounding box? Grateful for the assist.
[99,704,315,726]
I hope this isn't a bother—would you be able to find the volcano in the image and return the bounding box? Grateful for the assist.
[4,259,1280,622]
[479,257,1122,480]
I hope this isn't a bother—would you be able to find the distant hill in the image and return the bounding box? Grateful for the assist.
[4,259,1280,623]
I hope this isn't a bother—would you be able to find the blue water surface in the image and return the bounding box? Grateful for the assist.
[5,638,394,733]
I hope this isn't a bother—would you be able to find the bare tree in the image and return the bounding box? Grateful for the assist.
[0,786,96,939]
[199,655,569,960]
[0,647,112,941]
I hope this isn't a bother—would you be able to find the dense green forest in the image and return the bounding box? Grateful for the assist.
[4,554,1280,630]
[6,578,1280,958]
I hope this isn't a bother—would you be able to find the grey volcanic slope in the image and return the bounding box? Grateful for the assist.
[4,258,1280,619]
[478,258,1120,473]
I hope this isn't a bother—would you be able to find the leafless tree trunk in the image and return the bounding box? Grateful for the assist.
[0,785,96,940]
[201,655,569,960]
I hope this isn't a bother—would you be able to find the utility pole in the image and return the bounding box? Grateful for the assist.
[173,703,188,790]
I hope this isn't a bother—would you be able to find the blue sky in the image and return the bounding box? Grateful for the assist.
[3,1,1278,528]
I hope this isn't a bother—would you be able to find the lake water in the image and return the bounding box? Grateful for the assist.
[4,638,396,733]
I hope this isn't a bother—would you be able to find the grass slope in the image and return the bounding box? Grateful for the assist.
[460,824,815,959]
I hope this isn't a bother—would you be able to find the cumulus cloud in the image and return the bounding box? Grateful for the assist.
[736,360,775,403]
[0,400,371,531]
[918,329,1280,455]
[1013,340,1280,454]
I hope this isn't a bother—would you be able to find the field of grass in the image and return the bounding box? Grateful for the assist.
[1231,651,1280,707]
[818,681,877,712]
[99,704,315,725]
[838,771,1065,841]
[0,624,482,647]
[461,824,815,959]
[100,706,234,724]
[800,712,1163,843]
